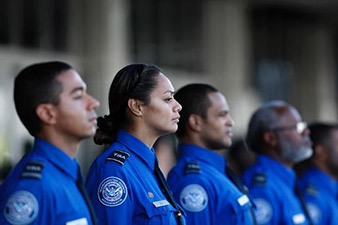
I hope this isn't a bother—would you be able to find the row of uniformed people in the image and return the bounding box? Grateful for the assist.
[0,62,256,225]
[228,115,338,225]
[0,61,326,225]
[84,66,256,224]
[165,89,338,225]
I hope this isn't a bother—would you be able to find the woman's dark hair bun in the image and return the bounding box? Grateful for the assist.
[94,115,115,145]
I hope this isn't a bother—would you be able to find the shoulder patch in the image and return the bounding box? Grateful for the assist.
[180,184,208,212]
[184,162,201,174]
[252,173,267,186]
[305,184,318,196]
[97,176,128,207]
[106,150,130,165]
[21,160,45,179]
[4,191,39,225]
[306,202,322,224]
[254,198,273,224]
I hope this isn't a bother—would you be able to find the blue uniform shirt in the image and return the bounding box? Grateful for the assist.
[336,181,338,204]
[242,154,309,225]
[85,130,185,225]
[296,167,338,225]
[167,144,254,225]
[0,138,93,225]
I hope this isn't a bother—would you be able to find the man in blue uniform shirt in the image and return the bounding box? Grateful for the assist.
[242,101,313,225]
[167,84,255,225]
[296,123,338,224]
[0,62,100,225]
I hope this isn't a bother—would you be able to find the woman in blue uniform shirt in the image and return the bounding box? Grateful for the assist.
[86,64,185,225]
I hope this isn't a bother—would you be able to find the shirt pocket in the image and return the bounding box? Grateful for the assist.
[143,199,177,225]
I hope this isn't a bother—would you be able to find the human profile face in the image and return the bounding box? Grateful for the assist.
[327,129,338,177]
[141,73,182,137]
[274,107,312,164]
[53,69,100,141]
[200,92,234,150]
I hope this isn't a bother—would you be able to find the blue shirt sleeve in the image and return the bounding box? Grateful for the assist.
[247,185,278,225]
[168,164,254,225]
[0,179,55,225]
[168,172,213,225]
[86,161,133,225]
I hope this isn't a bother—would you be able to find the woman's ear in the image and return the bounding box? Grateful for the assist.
[127,98,143,117]
[36,104,57,125]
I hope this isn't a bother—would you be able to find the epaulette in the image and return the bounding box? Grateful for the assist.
[184,162,201,174]
[106,150,130,166]
[21,160,45,179]
[252,173,267,186]
[305,184,318,196]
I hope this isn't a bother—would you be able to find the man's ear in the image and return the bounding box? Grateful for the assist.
[127,98,143,117]
[187,114,204,132]
[36,104,57,125]
[314,145,327,161]
[263,131,278,147]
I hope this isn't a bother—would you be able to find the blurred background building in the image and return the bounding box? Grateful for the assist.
[1,0,338,177]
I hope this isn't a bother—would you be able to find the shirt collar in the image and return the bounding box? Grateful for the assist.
[33,138,79,181]
[257,154,296,188]
[116,130,156,170]
[179,143,226,173]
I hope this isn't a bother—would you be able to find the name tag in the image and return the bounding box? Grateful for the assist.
[153,200,170,208]
[66,218,88,225]
[292,214,305,224]
[237,195,249,206]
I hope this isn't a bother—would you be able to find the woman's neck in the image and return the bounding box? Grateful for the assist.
[125,126,158,150]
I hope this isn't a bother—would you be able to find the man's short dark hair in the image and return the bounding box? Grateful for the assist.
[174,83,218,138]
[309,122,338,148]
[14,61,72,137]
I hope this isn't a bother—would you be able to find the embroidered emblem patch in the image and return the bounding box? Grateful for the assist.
[184,162,201,174]
[253,198,273,224]
[4,191,39,225]
[97,176,128,207]
[252,173,267,186]
[180,184,208,212]
[307,203,322,224]
[106,150,130,165]
[21,161,45,179]
[305,184,318,196]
